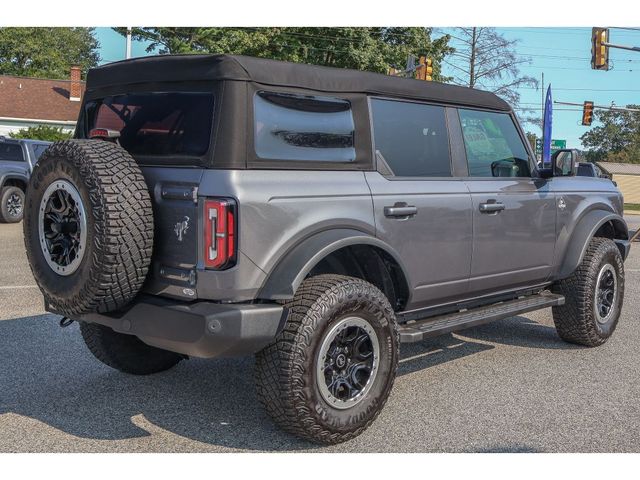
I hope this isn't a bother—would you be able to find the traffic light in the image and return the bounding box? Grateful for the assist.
[591,27,609,70]
[425,58,433,81]
[582,101,594,126]
[416,56,433,81]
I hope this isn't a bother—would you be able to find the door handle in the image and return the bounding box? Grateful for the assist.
[479,202,505,213]
[384,205,418,218]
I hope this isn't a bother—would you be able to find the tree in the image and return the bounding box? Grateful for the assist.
[580,105,640,163]
[525,131,539,154]
[0,27,99,79]
[445,28,538,113]
[114,27,453,80]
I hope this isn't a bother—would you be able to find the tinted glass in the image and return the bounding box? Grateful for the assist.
[370,99,451,177]
[254,91,355,162]
[86,92,214,157]
[0,143,24,162]
[577,164,593,176]
[32,144,50,160]
[458,109,531,178]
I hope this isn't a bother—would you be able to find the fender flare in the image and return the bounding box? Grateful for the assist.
[257,228,411,300]
[0,173,29,190]
[556,210,629,279]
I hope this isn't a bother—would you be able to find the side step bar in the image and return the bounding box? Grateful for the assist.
[398,291,565,343]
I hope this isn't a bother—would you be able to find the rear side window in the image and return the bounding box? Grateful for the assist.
[370,99,452,177]
[254,91,356,162]
[85,92,214,157]
[0,143,24,162]
[458,109,531,178]
[32,144,50,160]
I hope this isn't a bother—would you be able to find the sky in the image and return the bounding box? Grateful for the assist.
[95,27,640,150]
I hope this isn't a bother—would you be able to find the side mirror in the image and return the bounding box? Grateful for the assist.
[551,149,580,177]
[538,167,554,179]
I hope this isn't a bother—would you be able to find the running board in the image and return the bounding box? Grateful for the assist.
[398,291,564,343]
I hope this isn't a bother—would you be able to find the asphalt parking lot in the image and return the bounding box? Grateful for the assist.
[1,218,639,453]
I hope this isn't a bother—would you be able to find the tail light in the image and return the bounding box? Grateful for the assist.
[203,198,237,270]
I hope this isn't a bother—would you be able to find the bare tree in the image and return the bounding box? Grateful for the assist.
[445,27,538,115]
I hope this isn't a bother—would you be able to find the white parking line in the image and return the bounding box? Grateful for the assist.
[0,285,39,290]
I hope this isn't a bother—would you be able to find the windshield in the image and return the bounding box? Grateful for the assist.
[85,92,214,158]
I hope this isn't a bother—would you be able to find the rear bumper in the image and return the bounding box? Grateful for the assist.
[77,295,286,358]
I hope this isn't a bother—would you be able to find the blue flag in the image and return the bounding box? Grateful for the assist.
[542,85,553,165]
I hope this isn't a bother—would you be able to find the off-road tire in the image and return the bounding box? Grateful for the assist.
[552,237,624,347]
[0,186,25,223]
[255,274,399,445]
[79,321,183,375]
[23,140,154,316]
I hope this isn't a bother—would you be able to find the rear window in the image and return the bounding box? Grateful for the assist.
[85,92,214,157]
[0,143,24,162]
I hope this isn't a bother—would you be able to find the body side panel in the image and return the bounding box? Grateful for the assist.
[549,176,627,280]
[197,169,377,301]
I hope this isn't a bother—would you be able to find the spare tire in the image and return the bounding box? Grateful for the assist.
[23,140,154,316]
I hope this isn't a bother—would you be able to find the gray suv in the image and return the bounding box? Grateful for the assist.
[23,55,630,444]
[0,137,51,222]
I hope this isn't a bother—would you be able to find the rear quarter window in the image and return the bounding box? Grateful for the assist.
[254,91,356,162]
[84,92,214,158]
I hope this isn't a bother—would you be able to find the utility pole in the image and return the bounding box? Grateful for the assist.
[126,27,132,59]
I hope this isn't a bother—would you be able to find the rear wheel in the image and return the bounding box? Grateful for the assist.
[0,186,25,223]
[79,322,183,375]
[552,237,624,347]
[255,275,399,444]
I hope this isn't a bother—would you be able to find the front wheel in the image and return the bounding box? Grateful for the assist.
[552,237,625,347]
[255,275,399,444]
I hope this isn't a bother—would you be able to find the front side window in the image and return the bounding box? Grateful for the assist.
[254,91,356,162]
[85,92,214,157]
[0,143,24,162]
[370,99,452,177]
[458,109,531,178]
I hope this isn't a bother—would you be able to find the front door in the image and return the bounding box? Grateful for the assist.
[457,108,557,296]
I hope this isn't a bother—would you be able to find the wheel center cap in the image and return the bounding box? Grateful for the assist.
[336,354,347,368]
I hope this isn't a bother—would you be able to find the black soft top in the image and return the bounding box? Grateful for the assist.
[87,54,511,111]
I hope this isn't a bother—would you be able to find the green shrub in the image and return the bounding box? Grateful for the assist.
[9,125,73,142]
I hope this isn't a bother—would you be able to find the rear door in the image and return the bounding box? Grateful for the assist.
[457,108,557,295]
[82,90,215,298]
[366,98,473,311]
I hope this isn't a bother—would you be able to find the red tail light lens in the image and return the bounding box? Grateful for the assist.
[204,198,237,270]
